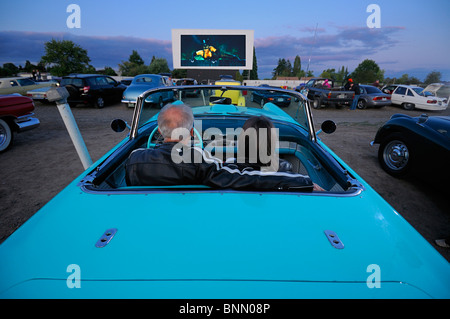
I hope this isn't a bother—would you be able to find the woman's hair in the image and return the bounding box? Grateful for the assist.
[237,115,279,171]
[157,103,194,139]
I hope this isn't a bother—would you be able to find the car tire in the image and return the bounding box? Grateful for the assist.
[95,97,105,108]
[312,98,321,109]
[402,103,415,111]
[158,97,164,109]
[378,132,413,177]
[357,99,367,109]
[0,118,13,153]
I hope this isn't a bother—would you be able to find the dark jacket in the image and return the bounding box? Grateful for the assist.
[351,83,361,95]
[125,142,313,191]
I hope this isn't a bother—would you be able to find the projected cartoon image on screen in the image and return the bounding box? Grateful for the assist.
[181,35,246,67]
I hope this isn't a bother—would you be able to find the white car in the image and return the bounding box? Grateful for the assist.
[391,85,448,111]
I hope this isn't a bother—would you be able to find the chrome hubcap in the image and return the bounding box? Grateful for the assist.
[383,140,409,170]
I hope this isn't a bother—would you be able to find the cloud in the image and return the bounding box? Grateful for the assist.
[254,26,406,77]
[0,31,172,69]
[0,26,411,79]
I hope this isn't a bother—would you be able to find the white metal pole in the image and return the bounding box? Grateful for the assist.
[55,102,93,170]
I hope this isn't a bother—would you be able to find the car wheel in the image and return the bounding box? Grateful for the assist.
[402,103,415,110]
[158,97,164,109]
[96,97,105,108]
[378,133,412,177]
[357,99,367,109]
[312,98,321,109]
[0,118,13,152]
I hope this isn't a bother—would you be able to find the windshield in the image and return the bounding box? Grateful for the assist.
[132,85,313,140]
[364,86,382,94]
[412,87,424,95]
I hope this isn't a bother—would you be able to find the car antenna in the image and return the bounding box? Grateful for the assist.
[306,23,318,74]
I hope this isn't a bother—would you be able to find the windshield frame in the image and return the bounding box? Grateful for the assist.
[129,85,316,142]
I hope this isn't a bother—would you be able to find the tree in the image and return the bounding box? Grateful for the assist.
[293,55,302,78]
[250,47,258,80]
[424,71,441,85]
[172,69,187,78]
[148,58,170,74]
[350,59,384,84]
[129,50,144,66]
[272,58,293,79]
[320,68,336,79]
[119,50,149,76]
[99,66,117,76]
[0,63,19,76]
[40,39,91,76]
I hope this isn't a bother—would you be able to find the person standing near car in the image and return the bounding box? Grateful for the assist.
[350,81,361,110]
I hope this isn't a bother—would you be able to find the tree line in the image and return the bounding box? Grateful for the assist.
[0,39,444,86]
[270,56,442,86]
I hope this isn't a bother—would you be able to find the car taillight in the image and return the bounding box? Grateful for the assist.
[83,86,90,93]
[427,100,437,104]
[327,92,331,99]
[26,93,32,97]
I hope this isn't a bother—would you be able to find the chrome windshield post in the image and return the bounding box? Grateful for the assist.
[130,95,144,139]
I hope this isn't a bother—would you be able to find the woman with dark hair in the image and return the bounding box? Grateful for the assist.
[234,115,324,191]
[236,115,281,172]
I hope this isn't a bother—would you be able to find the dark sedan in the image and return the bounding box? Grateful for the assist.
[356,85,391,109]
[251,85,291,107]
[61,74,126,108]
[372,114,450,186]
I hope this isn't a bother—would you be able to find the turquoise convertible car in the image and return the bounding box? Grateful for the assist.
[0,85,449,298]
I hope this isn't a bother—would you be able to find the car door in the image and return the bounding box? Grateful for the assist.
[391,86,407,105]
[405,88,416,104]
[104,76,121,101]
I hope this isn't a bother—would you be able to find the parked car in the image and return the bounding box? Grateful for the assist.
[60,74,126,108]
[26,86,55,103]
[422,83,450,100]
[303,78,354,109]
[372,113,450,185]
[0,85,449,298]
[122,74,174,108]
[0,94,40,152]
[0,77,56,96]
[381,84,399,95]
[119,78,133,86]
[212,77,245,106]
[251,84,292,107]
[176,78,200,97]
[390,85,448,111]
[356,85,391,109]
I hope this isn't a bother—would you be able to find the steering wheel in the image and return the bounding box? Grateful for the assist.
[147,126,203,149]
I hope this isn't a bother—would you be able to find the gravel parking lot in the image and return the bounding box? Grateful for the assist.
[1,99,449,262]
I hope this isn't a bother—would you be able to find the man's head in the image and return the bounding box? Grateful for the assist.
[157,103,194,143]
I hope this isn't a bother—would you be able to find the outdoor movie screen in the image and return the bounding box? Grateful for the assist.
[172,29,254,70]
